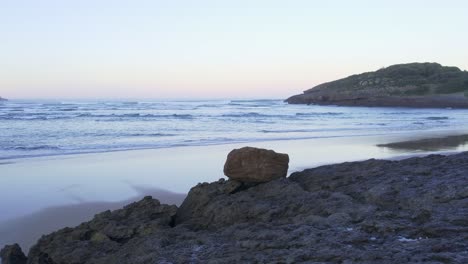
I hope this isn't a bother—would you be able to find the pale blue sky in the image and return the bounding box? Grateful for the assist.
[1,0,467,99]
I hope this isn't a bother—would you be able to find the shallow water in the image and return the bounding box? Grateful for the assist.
[2,99,468,160]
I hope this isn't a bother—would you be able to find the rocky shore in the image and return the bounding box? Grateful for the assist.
[2,148,468,263]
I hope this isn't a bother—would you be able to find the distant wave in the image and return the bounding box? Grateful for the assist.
[54,108,78,112]
[0,115,70,121]
[196,104,224,108]
[0,107,24,112]
[221,112,286,118]
[78,113,193,119]
[425,116,449,120]
[103,101,139,105]
[124,133,176,137]
[260,128,362,133]
[0,113,194,121]
[383,112,429,115]
[222,112,264,117]
[5,145,61,151]
[228,100,280,107]
[230,99,278,103]
[295,112,344,116]
[261,129,316,133]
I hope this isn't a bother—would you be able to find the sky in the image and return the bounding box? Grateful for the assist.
[1,0,468,99]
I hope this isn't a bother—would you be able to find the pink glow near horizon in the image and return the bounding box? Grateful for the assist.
[1,1,467,99]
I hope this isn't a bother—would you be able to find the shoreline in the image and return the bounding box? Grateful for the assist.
[0,131,441,162]
[2,131,468,217]
[2,131,468,254]
[3,127,468,164]
[1,133,389,162]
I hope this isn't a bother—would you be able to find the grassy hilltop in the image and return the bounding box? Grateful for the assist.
[287,63,468,108]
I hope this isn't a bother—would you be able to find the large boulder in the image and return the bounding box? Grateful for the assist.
[174,177,327,229]
[223,147,289,182]
[0,244,27,264]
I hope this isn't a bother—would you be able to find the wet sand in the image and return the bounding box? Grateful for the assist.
[378,134,468,151]
[2,129,468,251]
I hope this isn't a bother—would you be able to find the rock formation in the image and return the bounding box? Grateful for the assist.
[0,97,7,102]
[223,147,289,182]
[26,197,177,264]
[0,244,27,264]
[286,62,468,108]
[2,150,468,263]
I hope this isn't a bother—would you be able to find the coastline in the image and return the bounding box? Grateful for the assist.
[3,126,468,165]
[3,148,468,263]
[2,130,468,253]
[2,131,468,217]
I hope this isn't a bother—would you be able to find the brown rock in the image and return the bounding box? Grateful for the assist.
[223,147,289,182]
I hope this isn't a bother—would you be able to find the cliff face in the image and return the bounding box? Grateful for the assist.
[3,152,468,263]
[286,63,468,108]
[0,97,7,101]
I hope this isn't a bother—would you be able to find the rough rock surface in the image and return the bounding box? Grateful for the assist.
[0,244,27,264]
[223,147,289,182]
[26,197,177,264]
[3,152,468,263]
[286,62,468,108]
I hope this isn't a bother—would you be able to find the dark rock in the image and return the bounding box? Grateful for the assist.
[0,244,27,264]
[10,152,468,263]
[223,147,289,182]
[0,97,7,102]
[286,62,468,108]
[26,196,177,264]
[175,178,323,228]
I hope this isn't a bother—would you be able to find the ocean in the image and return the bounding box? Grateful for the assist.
[1,99,468,160]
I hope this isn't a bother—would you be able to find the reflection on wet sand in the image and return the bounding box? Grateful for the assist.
[377,134,468,151]
[0,188,185,252]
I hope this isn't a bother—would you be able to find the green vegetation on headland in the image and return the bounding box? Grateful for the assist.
[286,62,468,108]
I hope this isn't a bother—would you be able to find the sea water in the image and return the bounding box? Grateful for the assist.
[1,99,468,161]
